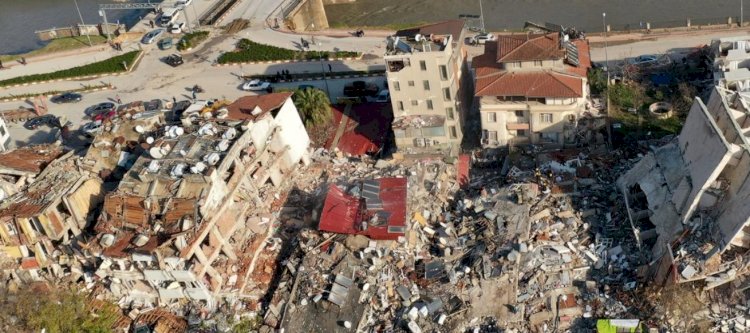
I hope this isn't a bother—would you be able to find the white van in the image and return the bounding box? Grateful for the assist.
[159,7,180,26]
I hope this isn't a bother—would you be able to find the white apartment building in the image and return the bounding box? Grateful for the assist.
[384,20,471,153]
[473,33,591,147]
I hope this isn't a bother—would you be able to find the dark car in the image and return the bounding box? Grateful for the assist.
[143,99,164,112]
[343,80,379,97]
[50,92,82,104]
[297,84,315,91]
[85,102,116,117]
[24,114,60,130]
[165,54,184,67]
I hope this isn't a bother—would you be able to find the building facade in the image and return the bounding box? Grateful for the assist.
[384,20,471,153]
[473,33,591,147]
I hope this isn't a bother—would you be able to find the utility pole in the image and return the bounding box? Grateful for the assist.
[479,0,486,32]
[73,0,93,46]
[742,0,744,28]
[603,12,613,148]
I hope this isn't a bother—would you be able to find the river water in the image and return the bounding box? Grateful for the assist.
[0,0,161,55]
[325,0,743,32]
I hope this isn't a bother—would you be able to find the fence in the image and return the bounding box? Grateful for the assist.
[604,16,743,33]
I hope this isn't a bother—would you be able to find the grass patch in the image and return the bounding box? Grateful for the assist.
[177,31,210,51]
[0,35,107,63]
[245,69,384,82]
[0,51,140,87]
[217,39,360,64]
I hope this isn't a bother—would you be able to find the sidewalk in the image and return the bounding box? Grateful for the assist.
[0,44,138,82]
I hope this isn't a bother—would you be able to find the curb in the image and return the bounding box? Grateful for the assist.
[213,55,363,67]
[261,72,385,84]
[0,51,144,90]
[0,85,116,103]
[213,0,244,27]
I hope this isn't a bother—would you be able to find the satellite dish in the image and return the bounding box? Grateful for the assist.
[133,234,150,247]
[216,139,230,152]
[100,234,115,247]
[135,125,145,133]
[149,147,164,159]
[204,152,220,165]
[415,34,422,42]
[222,128,237,140]
[190,162,207,174]
[147,160,160,173]
[146,137,155,144]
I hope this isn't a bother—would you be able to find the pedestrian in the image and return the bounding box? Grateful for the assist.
[0,59,3,69]
[172,96,177,104]
[328,63,332,73]
[150,20,155,28]
[192,91,197,100]
[116,95,122,104]
[21,57,26,65]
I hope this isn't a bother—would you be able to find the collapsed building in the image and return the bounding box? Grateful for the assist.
[84,92,312,310]
[619,85,750,288]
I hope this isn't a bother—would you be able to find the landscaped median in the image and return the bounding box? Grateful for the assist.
[216,39,361,65]
[0,83,115,103]
[244,69,385,83]
[177,31,210,51]
[0,50,142,88]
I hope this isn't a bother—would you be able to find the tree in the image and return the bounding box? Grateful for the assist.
[588,68,608,95]
[293,87,332,127]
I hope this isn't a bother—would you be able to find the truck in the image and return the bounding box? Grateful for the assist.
[343,80,379,98]
[159,7,180,26]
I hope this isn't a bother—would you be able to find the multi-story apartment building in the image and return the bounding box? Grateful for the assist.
[473,32,591,147]
[384,20,471,153]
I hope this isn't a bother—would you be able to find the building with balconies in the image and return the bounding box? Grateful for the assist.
[472,32,591,147]
[384,20,471,154]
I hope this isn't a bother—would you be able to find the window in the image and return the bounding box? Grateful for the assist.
[397,101,404,111]
[446,107,455,120]
[427,100,434,110]
[408,80,415,87]
[450,126,457,138]
[488,131,498,141]
[514,110,524,117]
[393,81,401,91]
[487,112,497,123]
[443,87,451,101]
[411,100,419,106]
[420,60,427,70]
[0,125,6,137]
[534,60,543,67]
[30,217,45,235]
[516,129,526,136]
[439,65,448,80]
[423,80,430,91]
[5,222,17,236]
[540,113,553,123]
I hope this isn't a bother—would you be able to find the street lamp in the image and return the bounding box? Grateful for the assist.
[73,0,93,46]
[742,0,744,28]
[603,12,613,147]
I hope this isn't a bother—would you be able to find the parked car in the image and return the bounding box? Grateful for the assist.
[297,84,315,91]
[470,32,495,45]
[50,92,82,104]
[143,99,164,112]
[164,54,184,67]
[24,114,60,130]
[343,80,379,97]
[375,89,390,103]
[242,79,271,91]
[627,54,659,65]
[141,28,165,44]
[85,102,116,117]
[169,22,186,34]
[158,37,174,50]
[80,120,103,137]
[176,0,193,7]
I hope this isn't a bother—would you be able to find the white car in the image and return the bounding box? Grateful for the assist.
[170,22,185,34]
[242,79,271,91]
[80,120,103,137]
[471,33,496,45]
[141,28,165,44]
[176,0,193,7]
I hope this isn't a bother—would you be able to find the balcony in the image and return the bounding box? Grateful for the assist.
[506,122,530,130]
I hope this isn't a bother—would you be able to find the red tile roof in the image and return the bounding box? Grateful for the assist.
[319,178,407,240]
[475,71,583,98]
[225,92,293,121]
[0,144,64,174]
[496,33,565,62]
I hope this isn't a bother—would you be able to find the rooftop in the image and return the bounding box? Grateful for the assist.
[0,143,65,175]
[319,178,407,240]
[386,20,463,56]
[475,70,583,98]
[225,92,293,121]
[495,33,565,62]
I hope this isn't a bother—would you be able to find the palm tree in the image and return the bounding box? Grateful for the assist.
[293,87,331,127]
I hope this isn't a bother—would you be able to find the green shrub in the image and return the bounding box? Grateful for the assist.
[177,30,210,51]
[218,39,360,64]
[0,51,140,87]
